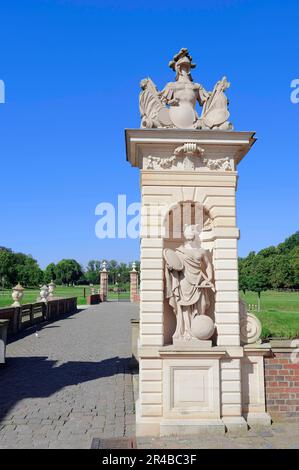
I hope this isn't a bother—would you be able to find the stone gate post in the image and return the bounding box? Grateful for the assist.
[99,261,108,302]
[125,48,271,436]
[130,262,139,302]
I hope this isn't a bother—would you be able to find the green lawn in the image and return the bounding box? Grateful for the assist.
[0,285,97,308]
[240,290,299,339]
[0,285,130,308]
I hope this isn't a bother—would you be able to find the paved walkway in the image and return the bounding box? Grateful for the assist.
[1,302,299,449]
[138,422,299,449]
[0,303,139,449]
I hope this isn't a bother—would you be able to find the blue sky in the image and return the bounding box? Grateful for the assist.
[0,0,298,268]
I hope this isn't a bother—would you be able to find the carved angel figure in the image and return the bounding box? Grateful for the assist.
[139,48,233,130]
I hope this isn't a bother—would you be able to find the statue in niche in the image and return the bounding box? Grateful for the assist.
[164,224,216,343]
[139,48,233,130]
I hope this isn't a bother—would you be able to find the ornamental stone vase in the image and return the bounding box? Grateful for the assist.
[11,283,24,307]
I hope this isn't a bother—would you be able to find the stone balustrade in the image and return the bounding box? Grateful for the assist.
[0,319,9,364]
[0,297,77,336]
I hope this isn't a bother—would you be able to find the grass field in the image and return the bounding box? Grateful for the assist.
[1,287,298,339]
[240,290,299,339]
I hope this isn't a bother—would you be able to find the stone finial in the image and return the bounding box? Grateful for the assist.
[90,284,95,295]
[11,283,24,307]
[48,280,56,298]
[131,262,137,272]
[39,285,49,303]
[101,261,107,272]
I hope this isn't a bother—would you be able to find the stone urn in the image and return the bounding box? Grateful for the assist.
[11,283,24,307]
[48,280,56,298]
[131,261,137,272]
[39,285,49,303]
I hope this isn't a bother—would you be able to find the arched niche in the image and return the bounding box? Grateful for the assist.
[162,201,216,345]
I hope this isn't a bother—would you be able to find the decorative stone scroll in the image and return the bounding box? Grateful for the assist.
[174,143,204,158]
[239,298,262,344]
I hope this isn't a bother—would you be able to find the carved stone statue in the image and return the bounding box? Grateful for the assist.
[139,48,233,130]
[164,224,215,344]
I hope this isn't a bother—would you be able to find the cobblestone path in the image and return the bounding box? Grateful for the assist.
[0,303,139,449]
[1,302,298,449]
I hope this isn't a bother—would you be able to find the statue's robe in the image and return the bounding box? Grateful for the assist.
[165,246,210,319]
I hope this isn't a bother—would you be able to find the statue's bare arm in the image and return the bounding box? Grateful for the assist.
[202,250,213,283]
[160,84,179,106]
[197,85,211,107]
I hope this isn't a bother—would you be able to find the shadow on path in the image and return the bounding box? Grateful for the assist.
[0,355,131,424]
[6,309,85,345]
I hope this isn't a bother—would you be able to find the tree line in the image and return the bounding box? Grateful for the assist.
[1,232,298,291]
[239,232,299,297]
[0,248,140,288]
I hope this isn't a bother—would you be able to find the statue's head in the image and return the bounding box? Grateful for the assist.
[169,48,196,81]
[183,224,201,242]
[140,78,149,90]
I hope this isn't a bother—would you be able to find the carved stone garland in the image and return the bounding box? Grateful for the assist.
[145,142,233,171]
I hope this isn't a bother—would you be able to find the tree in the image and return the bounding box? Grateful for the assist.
[238,232,299,293]
[55,259,83,285]
[14,252,44,287]
[277,232,299,254]
[0,247,17,287]
[247,256,271,310]
[270,253,295,289]
[107,259,118,285]
[117,262,130,285]
[239,258,248,295]
[85,260,101,284]
[258,246,277,258]
[238,253,255,295]
[44,263,57,283]
[290,246,299,288]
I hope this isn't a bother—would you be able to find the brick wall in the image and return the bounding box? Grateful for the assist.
[132,293,140,303]
[265,351,299,420]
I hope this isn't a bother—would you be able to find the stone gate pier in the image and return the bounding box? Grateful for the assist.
[125,48,271,436]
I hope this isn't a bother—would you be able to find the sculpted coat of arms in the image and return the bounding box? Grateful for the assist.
[139,48,233,130]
